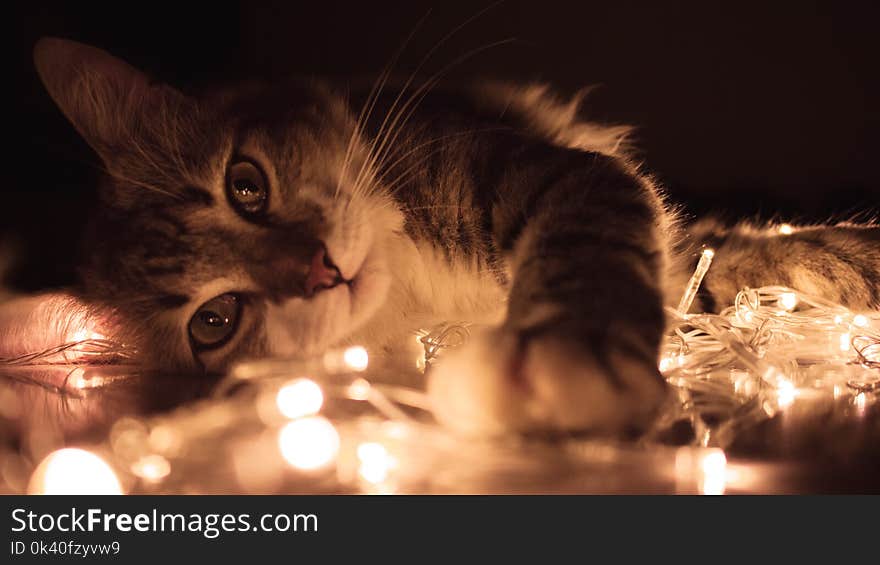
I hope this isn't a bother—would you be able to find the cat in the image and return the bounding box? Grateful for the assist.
[11,37,878,438]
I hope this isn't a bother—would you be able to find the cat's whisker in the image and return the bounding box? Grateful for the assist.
[104,169,182,200]
[353,5,502,200]
[400,205,482,213]
[369,38,518,190]
[341,12,433,202]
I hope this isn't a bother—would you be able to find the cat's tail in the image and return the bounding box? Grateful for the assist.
[672,218,880,312]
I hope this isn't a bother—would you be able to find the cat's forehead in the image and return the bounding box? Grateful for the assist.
[211,79,353,138]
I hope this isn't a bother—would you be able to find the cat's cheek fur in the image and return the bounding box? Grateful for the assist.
[427,327,668,437]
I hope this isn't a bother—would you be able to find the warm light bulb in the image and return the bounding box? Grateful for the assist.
[776,379,797,408]
[347,378,371,401]
[854,393,867,415]
[131,454,171,482]
[778,292,798,311]
[278,417,340,471]
[276,379,324,419]
[28,448,122,495]
[853,314,869,328]
[700,449,727,495]
[343,346,369,371]
[71,328,105,342]
[777,224,794,235]
[357,442,395,485]
[68,368,88,389]
[839,332,852,352]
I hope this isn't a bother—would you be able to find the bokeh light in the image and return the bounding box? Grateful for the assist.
[28,448,122,495]
[278,417,340,471]
[343,346,369,371]
[699,449,727,495]
[131,454,171,482]
[276,379,324,419]
[778,292,798,311]
[357,442,396,485]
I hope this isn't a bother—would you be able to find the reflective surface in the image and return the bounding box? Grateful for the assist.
[1,362,877,494]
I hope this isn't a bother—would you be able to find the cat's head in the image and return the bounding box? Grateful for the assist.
[34,38,403,373]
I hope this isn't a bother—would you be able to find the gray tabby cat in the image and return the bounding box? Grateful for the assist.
[24,38,879,437]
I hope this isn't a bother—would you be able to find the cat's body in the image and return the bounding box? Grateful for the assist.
[6,38,878,437]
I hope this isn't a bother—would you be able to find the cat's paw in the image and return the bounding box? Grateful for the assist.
[426,326,668,438]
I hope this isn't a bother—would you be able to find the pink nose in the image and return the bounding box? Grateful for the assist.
[304,246,343,297]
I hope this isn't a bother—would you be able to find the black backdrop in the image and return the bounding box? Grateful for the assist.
[8,0,880,290]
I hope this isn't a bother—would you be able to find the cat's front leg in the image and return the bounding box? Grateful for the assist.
[427,149,670,437]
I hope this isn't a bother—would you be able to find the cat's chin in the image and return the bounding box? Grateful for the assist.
[264,245,392,358]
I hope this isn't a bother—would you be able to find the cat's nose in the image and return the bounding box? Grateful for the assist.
[304,245,344,297]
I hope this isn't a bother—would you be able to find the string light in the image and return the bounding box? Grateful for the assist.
[776,379,797,408]
[278,417,340,471]
[677,248,715,315]
[778,292,798,311]
[347,378,372,401]
[342,346,369,372]
[131,454,171,483]
[699,449,727,495]
[71,328,106,342]
[4,240,879,495]
[357,442,396,485]
[840,332,852,352]
[777,224,794,235]
[276,379,324,419]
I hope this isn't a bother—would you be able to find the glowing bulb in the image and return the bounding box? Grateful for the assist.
[676,248,715,314]
[357,442,396,485]
[276,379,324,419]
[343,346,369,371]
[658,356,674,372]
[347,378,371,401]
[834,315,844,325]
[778,292,798,311]
[777,223,794,235]
[71,328,105,342]
[839,332,851,352]
[853,314,869,328]
[777,379,797,408]
[28,448,122,495]
[67,368,107,390]
[699,449,727,495]
[131,454,171,482]
[278,417,339,471]
[854,393,867,415]
[68,368,88,389]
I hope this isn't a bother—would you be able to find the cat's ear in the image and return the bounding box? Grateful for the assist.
[33,37,184,158]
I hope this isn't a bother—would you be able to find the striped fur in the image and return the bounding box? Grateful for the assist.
[17,38,879,438]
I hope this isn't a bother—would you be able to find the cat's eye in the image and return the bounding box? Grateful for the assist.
[226,160,268,216]
[189,294,242,350]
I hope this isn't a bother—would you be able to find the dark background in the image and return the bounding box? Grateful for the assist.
[8,0,880,291]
